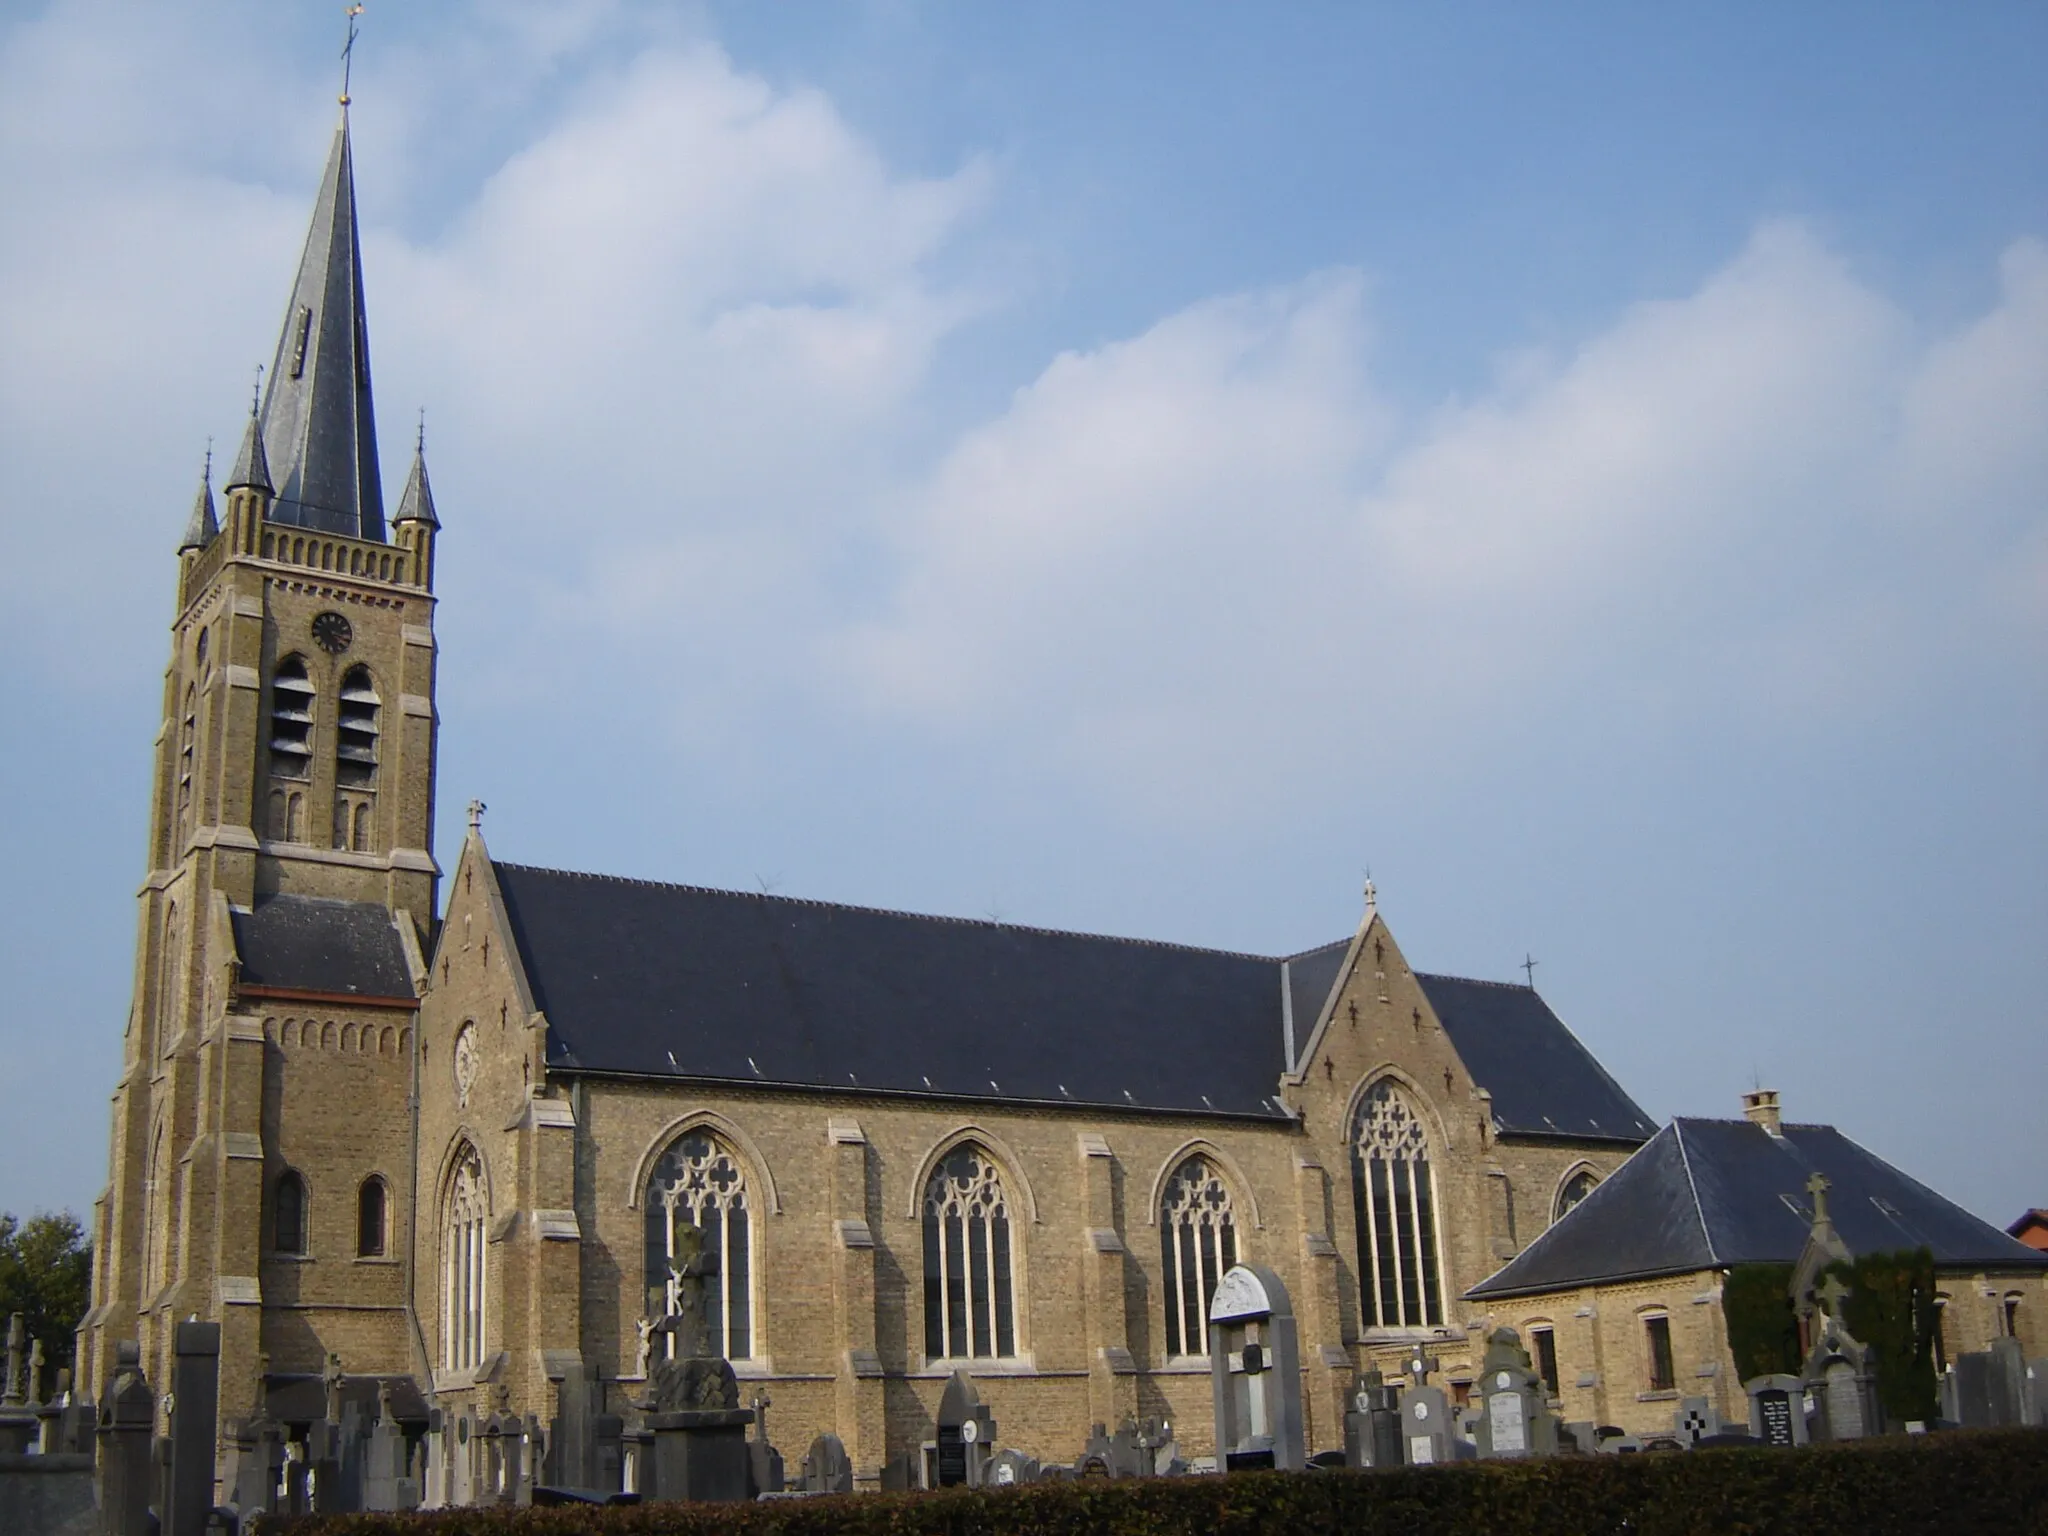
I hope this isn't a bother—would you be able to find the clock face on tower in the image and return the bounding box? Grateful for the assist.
[312,611,353,654]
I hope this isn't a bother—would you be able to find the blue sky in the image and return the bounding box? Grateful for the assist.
[1,1,2042,1232]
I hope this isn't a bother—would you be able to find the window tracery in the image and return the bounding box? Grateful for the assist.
[442,1145,488,1370]
[1160,1154,1237,1357]
[1555,1169,1598,1222]
[643,1130,752,1360]
[922,1144,1016,1359]
[1350,1078,1444,1328]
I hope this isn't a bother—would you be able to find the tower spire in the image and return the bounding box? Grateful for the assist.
[393,413,440,530]
[253,96,384,539]
[178,445,218,552]
[225,392,272,496]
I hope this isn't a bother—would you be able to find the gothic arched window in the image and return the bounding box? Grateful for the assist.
[1351,1078,1444,1328]
[274,1169,307,1255]
[268,654,314,788]
[336,665,379,788]
[1159,1155,1237,1358]
[923,1144,1016,1360]
[442,1144,488,1370]
[1555,1169,1598,1222]
[357,1177,387,1257]
[643,1130,753,1361]
[176,683,197,833]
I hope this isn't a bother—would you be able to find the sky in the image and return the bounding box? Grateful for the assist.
[0,1,2042,1233]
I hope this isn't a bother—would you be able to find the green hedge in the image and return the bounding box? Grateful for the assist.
[263,1428,2048,1536]
[1722,1262,1800,1380]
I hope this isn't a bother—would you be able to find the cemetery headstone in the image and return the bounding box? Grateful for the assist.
[0,1314,33,1455]
[1674,1396,1715,1448]
[1744,1374,1809,1447]
[988,1447,1040,1486]
[1206,1263,1304,1472]
[1985,1338,2028,1427]
[800,1432,854,1494]
[1473,1328,1558,1460]
[1396,1349,1452,1467]
[935,1371,996,1487]
[96,1342,156,1536]
[1344,1368,1403,1469]
[166,1319,222,1536]
[748,1392,785,1494]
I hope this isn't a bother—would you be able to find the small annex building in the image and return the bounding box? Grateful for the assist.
[1463,1090,2048,1437]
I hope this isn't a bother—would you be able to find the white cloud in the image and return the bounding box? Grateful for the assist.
[840,223,2048,818]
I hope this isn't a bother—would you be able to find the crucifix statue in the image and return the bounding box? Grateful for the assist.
[1406,1349,1439,1387]
[646,1222,740,1413]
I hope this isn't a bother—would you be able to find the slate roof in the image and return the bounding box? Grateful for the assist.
[491,861,1663,1136]
[495,863,1292,1118]
[231,894,415,1001]
[1416,974,1656,1142]
[1284,938,1350,1055]
[1467,1117,2048,1299]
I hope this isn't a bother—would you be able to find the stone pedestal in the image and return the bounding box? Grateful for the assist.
[647,1408,753,1503]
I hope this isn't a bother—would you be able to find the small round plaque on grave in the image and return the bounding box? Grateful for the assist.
[1414,1402,1428,1420]
[960,1420,979,1444]
[1497,1370,1512,1389]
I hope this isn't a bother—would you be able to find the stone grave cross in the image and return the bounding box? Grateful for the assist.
[2,1313,24,1407]
[1805,1172,1831,1225]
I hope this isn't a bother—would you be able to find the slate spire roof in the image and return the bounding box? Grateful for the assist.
[178,452,218,552]
[1466,1116,2048,1300]
[393,427,439,529]
[254,111,385,541]
[224,402,272,495]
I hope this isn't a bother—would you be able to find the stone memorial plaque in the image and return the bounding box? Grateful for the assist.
[1757,1390,1793,1447]
[1488,1391,1525,1453]
[1408,1435,1435,1465]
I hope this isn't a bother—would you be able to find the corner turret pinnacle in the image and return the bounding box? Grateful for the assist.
[225,403,273,496]
[178,451,219,552]
[253,111,385,540]
[393,423,439,530]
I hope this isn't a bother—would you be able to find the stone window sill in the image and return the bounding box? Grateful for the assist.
[268,1253,313,1264]
[352,1255,401,1266]
[1636,1389,1680,1402]
[1155,1357,1212,1375]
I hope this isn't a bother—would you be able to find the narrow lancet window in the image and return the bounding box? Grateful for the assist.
[269,654,314,790]
[442,1144,488,1370]
[274,1169,307,1255]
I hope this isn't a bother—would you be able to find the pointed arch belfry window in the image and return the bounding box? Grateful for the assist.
[268,654,314,808]
[1351,1078,1444,1328]
[1160,1155,1237,1358]
[922,1144,1016,1359]
[643,1131,752,1361]
[442,1144,488,1371]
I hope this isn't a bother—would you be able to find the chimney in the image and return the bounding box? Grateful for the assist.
[1741,1088,1782,1137]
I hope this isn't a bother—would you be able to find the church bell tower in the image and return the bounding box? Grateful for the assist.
[82,102,442,1424]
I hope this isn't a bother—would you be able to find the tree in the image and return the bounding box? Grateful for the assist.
[0,1211,93,1377]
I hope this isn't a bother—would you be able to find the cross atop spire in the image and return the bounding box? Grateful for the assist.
[340,6,365,107]
[252,105,385,540]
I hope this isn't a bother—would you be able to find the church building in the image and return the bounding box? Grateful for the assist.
[82,100,1684,1488]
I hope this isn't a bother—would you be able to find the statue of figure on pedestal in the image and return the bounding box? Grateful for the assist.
[648,1224,738,1413]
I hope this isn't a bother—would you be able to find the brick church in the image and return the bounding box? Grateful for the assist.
[89,99,2035,1493]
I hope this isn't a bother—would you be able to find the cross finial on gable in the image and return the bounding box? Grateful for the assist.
[467,798,486,832]
[1805,1171,1831,1225]
[1363,871,1377,912]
